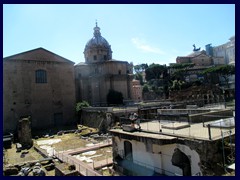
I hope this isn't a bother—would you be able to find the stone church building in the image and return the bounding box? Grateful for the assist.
[75,23,133,106]
[3,23,134,133]
[3,48,76,134]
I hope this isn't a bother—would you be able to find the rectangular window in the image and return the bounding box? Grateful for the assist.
[36,70,47,83]
[94,55,97,60]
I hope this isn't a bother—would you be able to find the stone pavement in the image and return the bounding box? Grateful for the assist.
[54,142,112,176]
[140,120,235,141]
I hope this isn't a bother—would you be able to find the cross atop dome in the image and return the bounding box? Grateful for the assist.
[95,19,98,27]
[93,21,101,37]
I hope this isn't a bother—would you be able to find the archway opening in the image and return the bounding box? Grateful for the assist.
[124,141,133,161]
[171,148,191,176]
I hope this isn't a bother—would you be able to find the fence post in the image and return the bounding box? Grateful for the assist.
[221,130,226,173]
[208,124,212,140]
[202,115,205,127]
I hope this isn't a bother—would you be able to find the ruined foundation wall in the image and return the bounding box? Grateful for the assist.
[81,108,113,133]
[111,131,230,176]
[180,138,228,176]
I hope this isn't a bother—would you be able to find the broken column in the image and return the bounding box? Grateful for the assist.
[18,117,33,148]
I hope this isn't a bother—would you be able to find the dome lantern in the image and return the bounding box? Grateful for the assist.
[84,23,112,63]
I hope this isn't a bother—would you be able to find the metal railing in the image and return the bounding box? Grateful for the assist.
[53,150,101,176]
[120,115,235,141]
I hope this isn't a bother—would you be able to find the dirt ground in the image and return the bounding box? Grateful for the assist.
[3,125,103,176]
[4,145,43,165]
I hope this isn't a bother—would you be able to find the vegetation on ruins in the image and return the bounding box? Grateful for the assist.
[202,65,235,88]
[169,63,195,81]
[76,101,90,123]
[134,62,235,101]
[76,101,90,112]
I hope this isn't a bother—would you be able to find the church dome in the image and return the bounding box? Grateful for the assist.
[84,23,112,63]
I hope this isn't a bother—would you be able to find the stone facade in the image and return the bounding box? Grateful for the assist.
[75,23,133,106]
[212,36,235,65]
[175,51,214,83]
[176,50,213,66]
[169,84,224,104]
[205,36,235,89]
[3,48,76,133]
[110,129,234,176]
[131,80,142,102]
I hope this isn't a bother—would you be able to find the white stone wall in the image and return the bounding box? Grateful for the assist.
[114,136,202,176]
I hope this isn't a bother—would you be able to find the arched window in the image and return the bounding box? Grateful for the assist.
[124,141,133,161]
[35,69,47,83]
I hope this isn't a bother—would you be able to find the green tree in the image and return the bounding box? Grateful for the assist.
[142,84,150,93]
[202,65,235,88]
[107,89,123,105]
[169,63,195,81]
[170,80,186,91]
[169,63,195,70]
[145,63,167,81]
[134,63,148,85]
[135,73,144,85]
[134,63,148,74]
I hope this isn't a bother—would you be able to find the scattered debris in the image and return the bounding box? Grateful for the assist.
[32,166,46,176]
[44,163,55,171]
[16,143,22,152]
[4,166,19,176]
[57,131,64,136]
[68,164,76,171]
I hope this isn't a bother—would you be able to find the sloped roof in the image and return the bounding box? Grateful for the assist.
[3,47,74,64]
[191,53,210,60]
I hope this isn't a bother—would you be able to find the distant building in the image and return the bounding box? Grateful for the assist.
[211,36,235,65]
[3,48,76,134]
[74,23,133,106]
[175,50,214,82]
[205,36,235,65]
[205,36,235,89]
[177,50,213,66]
[131,80,142,102]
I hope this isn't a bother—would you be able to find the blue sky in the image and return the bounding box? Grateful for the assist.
[3,4,235,66]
